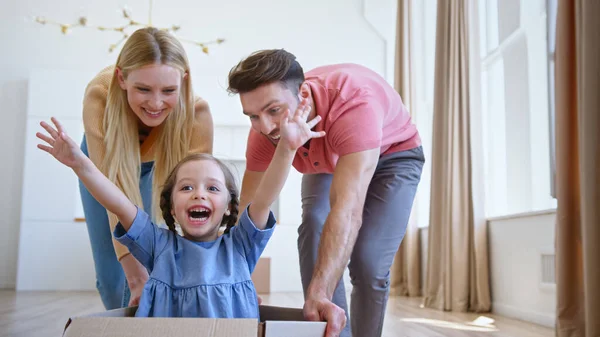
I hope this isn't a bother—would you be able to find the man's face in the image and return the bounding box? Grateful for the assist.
[239,82,300,145]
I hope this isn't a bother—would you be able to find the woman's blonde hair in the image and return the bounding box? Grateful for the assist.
[103,27,195,223]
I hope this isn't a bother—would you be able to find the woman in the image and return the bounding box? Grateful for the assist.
[79,27,213,309]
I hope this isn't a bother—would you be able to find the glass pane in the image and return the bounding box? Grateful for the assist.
[487,0,500,53]
[483,59,508,217]
[478,0,488,59]
[480,68,490,215]
[478,0,501,58]
[547,0,557,53]
[497,0,520,42]
[503,35,533,215]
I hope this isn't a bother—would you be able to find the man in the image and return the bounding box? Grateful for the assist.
[228,49,424,337]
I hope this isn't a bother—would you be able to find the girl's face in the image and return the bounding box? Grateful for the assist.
[170,159,231,242]
[117,63,184,129]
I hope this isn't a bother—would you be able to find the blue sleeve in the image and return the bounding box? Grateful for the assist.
[113,207,171,271]
[230,205,276,273]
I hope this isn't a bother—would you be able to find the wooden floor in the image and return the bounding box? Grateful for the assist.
[0,290,554,337]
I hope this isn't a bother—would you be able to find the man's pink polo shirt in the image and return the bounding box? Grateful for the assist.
[245,63,421,174]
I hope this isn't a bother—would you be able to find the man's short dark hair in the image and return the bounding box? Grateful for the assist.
[227,49,305,95]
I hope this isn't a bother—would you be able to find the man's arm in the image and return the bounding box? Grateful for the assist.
[306,148,379,300]
[238,169,265,222]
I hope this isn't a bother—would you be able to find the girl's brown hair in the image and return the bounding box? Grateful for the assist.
[159,153,239,235]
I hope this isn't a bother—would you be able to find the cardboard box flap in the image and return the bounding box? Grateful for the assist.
[63,306,139,334]
[259,305,327,337]
[263,321,326,337]
[63,317,257,337]
[259,305,306,322]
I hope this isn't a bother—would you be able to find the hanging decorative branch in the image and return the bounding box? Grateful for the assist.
[33,1,225,54]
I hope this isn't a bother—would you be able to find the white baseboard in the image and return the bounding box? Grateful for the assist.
[493,302,555,328]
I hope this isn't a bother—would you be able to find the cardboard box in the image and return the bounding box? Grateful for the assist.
[63,305,326,337]
[251,257,271,294]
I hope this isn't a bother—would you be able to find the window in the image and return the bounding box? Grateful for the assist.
[409,0,437,228]
[476,0,557,218]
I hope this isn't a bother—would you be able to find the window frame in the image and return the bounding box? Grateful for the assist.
[546,0,557,198]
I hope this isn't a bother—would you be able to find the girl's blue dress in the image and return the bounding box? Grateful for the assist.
[113,206,275,318]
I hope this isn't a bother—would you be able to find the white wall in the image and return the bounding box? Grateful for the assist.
[417,215,555,328]
[1,0,397,289]
[488,211,556,327]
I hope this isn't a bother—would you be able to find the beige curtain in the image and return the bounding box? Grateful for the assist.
[423,0,491,312]
[555,0,600,335]
[390,0,421,297]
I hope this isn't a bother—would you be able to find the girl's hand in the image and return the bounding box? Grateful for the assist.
[120,254,149,307]
[36,117,87,170]
[279,99,326,152]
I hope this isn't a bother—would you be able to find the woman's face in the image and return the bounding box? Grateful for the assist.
[117,63,184,129]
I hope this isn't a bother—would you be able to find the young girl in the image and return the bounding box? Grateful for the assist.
[36,100,324,318]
